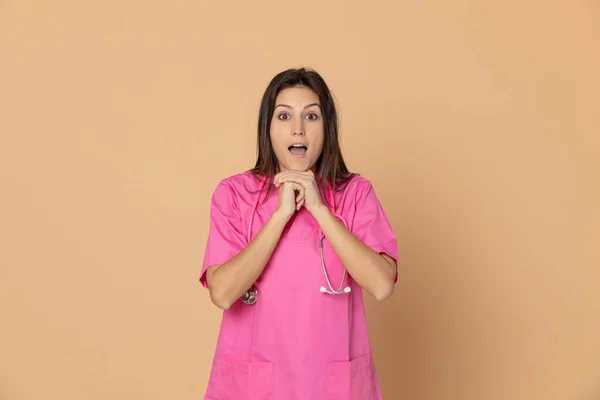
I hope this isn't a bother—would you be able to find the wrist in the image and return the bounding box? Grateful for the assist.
[271,209,292,226]
[310,203,331,221]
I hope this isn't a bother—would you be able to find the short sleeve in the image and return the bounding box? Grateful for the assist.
[351,180,399,283]
[199,181,246,288]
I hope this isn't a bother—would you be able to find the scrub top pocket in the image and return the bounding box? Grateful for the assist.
[218,353,275,400]
[326,354,377,400]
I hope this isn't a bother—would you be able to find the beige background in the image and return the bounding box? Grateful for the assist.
[1,1,599,399]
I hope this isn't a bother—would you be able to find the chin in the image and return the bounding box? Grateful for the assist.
[295,162,316,172]
[282,163,314,173]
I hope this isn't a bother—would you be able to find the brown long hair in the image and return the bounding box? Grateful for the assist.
[249,67,357,205]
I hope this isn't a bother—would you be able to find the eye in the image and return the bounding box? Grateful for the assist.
[305,113,319,121]
[277,113,290,121]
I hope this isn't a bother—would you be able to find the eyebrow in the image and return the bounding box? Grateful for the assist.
[275,103,321,110]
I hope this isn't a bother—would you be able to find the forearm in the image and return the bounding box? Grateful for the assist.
[312,205,396,300]
[206,210,289,309]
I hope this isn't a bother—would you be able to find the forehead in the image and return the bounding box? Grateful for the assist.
[275,86,320,106]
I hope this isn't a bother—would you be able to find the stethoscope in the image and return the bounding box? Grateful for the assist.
[240,176,351,305]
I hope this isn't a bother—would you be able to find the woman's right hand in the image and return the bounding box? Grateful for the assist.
[275,181,305,220]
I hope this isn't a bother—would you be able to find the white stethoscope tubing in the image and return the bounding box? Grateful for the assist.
[319,237,351,294]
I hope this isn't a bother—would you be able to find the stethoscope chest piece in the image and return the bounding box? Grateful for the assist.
[240,283,258,305]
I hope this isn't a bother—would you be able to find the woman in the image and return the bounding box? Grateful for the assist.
[199,67,398,400]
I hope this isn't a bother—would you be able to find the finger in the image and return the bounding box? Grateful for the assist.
[278,180,296,190]
[292,183,304,196]
[290,172,314,184]
[276,176,293,187]
[275,175,292,188]
[275,172,296,186]
[274,173,288,186]
[295,189,305,205]
[278,175,310,189]
[295,184,305,209]
[275,171,310,185]
[274,172,287,183]
[292,181,305,191]
[284,181,302,191]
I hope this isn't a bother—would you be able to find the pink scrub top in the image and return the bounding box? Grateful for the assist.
[199,171,398,400]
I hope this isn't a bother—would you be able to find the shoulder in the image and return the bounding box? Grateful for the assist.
[209,170,262,205]
[340,174,376,201]
[214,170,261,192]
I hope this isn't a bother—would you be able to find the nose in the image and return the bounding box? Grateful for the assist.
[292,118,305,136]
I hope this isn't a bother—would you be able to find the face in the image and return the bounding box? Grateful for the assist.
[269,86,324,173]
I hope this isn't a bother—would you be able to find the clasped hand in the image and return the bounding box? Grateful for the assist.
[274,170,324,217]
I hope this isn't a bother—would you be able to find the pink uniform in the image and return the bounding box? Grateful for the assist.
[199,171,398,400]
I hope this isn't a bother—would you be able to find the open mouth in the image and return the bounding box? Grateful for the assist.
[288,144,307,156]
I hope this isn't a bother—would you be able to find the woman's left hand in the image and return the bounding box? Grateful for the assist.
[274,170,323,214]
